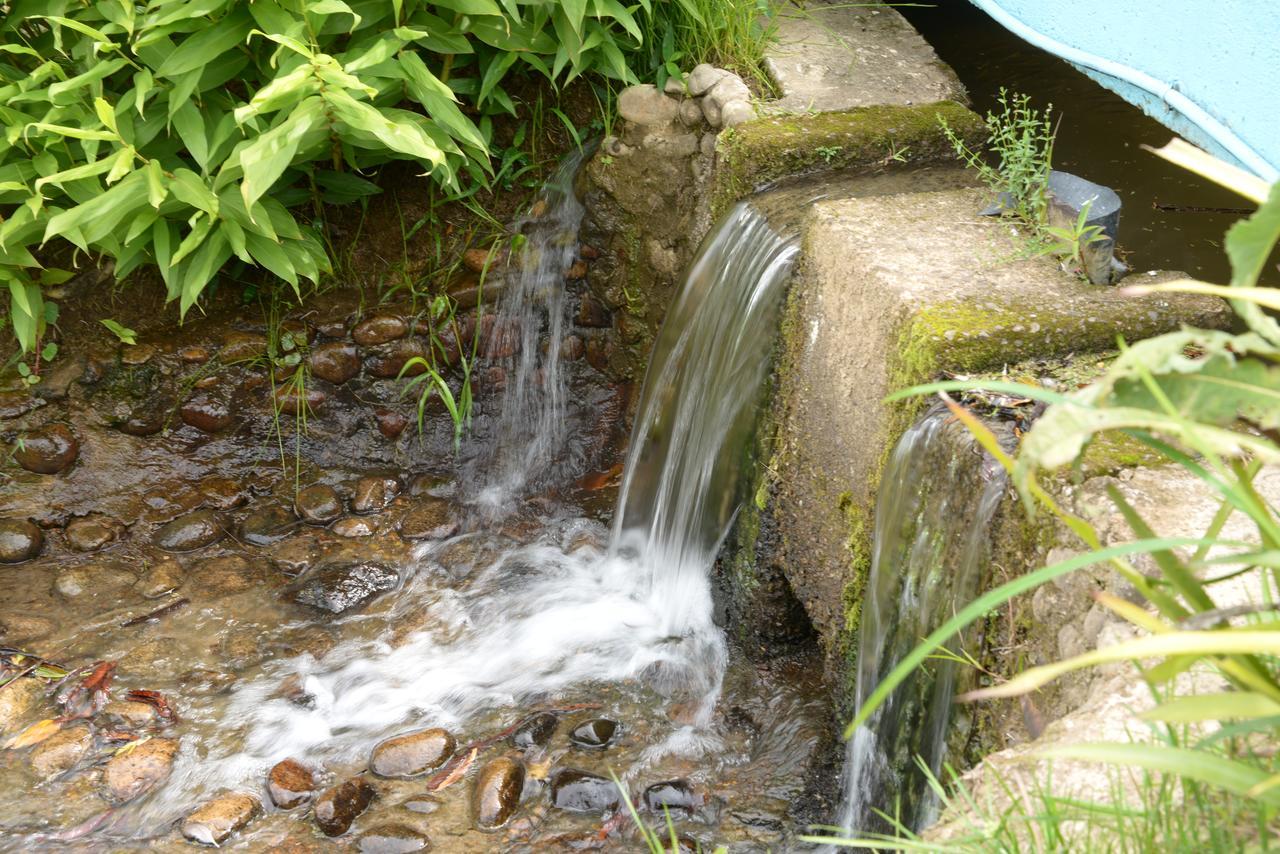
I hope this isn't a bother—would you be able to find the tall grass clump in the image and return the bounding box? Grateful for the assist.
[811,139,1280,849]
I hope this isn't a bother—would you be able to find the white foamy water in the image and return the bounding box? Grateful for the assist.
[115,199,799,837]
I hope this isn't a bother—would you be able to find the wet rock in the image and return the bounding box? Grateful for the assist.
[333,517,378,538]
[309,342,361,384]
[463,247,506,274]
[358,823,431,853]
[153,509,225,551]
[29,722,92,780]
[295,484,343,525]
[354,316,409,346]
[267,535,325,577]
[55,562,136,598]
[642,780,699,814]
[193,555,262,598]
[220,331,268,361]
[241,505,297,545]
[397,499,458,541]
[314,776,376,837]
[569,719,618,750]
[65,514,122,552]
[0,519,43,563]
[401,795,442,814]
[179,668,236,695]
[618,84,680,127]
[41,355,86,399]
[560,335,585,362]
[566,259,588,280]
[510,713,558,750]
[353,477,401,514]
[375,408,409,440]
[101,699,158,728]
[0,614,58,643]
[14,423,79,474]
[104,735,178,802]
[197,476,248,508]
[584,338,615,373]
[181,792,260,846]
[179,346,211,363]
[0,390,40,419]
[121,343,157,365]
[136,557,186,598]
[473,756,525,829]
[365,339,428,378]
[180,392,233,433]
[550,769,620,813]
[120,408,166,436]
[292,561,398,613]
[370,728,455,778]
[274,383,326,415]
[268,758,315,809]
[0,678,44,735]
[576,296,611,328]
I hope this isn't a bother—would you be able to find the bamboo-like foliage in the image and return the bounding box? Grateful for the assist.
[0,0,714,353]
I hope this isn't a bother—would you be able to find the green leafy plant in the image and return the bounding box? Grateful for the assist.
[399,291,473,451]
[940,88,1055,225]
[1032,198,1108,273]
[829,139,1280,848]
[100,317,137,345]
[0,0,750,361]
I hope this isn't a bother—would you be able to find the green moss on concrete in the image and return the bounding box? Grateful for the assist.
[711,101,984,218]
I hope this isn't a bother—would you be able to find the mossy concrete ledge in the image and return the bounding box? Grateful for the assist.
[710,102,984,219]
[741,184,1232,683]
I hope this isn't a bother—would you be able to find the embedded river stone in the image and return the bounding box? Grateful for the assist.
[309,342,361,384]
[193,554,262,598]
[153,509,225,551]
[370,728,455,778]
[314,776,376,836]
[357,823,431,853]
[55,562,136,599]
[550,769,620,813]
[569,718,618,749]
[353,315,409,346]
[104,736,178,802]
[510,713,557,750]
[268,757,315,809]
[333,517,377,538]
[472,756,525,829]
[365,339,428,378]
[29,722,91,780]
[397,499,458,541]
[643,780,699,814]
[64,514,121,552]
[136,557,186,598]
[353,476,401,514]
[292,561,398,613]
[0,519,43,563]
[295,484,343,525]
[179,392,233,433]
[14,423,79,474]
[240,505,297,545]
[181,792,260,846]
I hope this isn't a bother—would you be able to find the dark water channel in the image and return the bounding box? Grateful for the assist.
[901,0,1250,283]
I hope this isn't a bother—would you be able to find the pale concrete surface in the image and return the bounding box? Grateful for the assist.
[764,0,966,113]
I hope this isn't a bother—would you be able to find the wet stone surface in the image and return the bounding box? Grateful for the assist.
[569,718,619,749]
[370,728,456,778]
[64,514,122,552]
[13,423,80,474]
[357,822,432,853]
[291,561,399,613]
[310,342,362,385]
[511,712,558,750]
[181,792,260,846]
[268,758,315,809]
[397,498,459,541]
[550,769,620,814]
[103,736,178,803]
[240,504,297,545]
[0,519,43,563]
[153,509,225,552]
[296,484,344,525]
[473,756,526,829]
[314,776,377,836]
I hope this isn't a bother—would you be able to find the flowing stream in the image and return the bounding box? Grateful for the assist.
[84,185,803,843]
[831,406,1007,839]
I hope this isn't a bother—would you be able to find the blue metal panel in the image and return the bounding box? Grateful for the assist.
[971,0,1279,180]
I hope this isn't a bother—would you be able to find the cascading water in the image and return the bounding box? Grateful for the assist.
[830,405,1007,840]
[97,194,800,842]
[470,150,589,515]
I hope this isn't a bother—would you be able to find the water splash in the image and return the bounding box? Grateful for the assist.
[470,150,589,516]
[832,406,1007,839]
[115,197,799,838]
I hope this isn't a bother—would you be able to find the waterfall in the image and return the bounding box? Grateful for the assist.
[124,193,800,833]
[471,149,589,514]
[832,405,1007,838]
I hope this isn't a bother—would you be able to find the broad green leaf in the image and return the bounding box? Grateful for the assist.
[171,102,211,170]
[105,146,135,184]
[145,159,167,208]
[324,90,443,166]
[42,170,149,248]
[398,53,487,152]
[48,58,127,104]
[234,62,317,124]
[1140,691,1280,722]
[1036,742,1280,806]
[100,318,137,344]
[156,9,253,78]
[244,229,298,287]
[432,0,502,15]
[169,214,213,267]
[34,154,118,191]
[1225,182,1280,344]
[560,0,587,36]
[307,0,362,31]
[132,68,155,117]
[179,228,230,315]
[24,123,117,142]
[237,96,325,212]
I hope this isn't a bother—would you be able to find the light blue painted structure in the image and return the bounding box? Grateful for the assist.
[971,0,1279,181]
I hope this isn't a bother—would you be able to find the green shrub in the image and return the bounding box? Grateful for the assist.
[0,0,734,358]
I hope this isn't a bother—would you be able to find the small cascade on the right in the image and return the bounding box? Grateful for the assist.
[833,404,1008,838]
